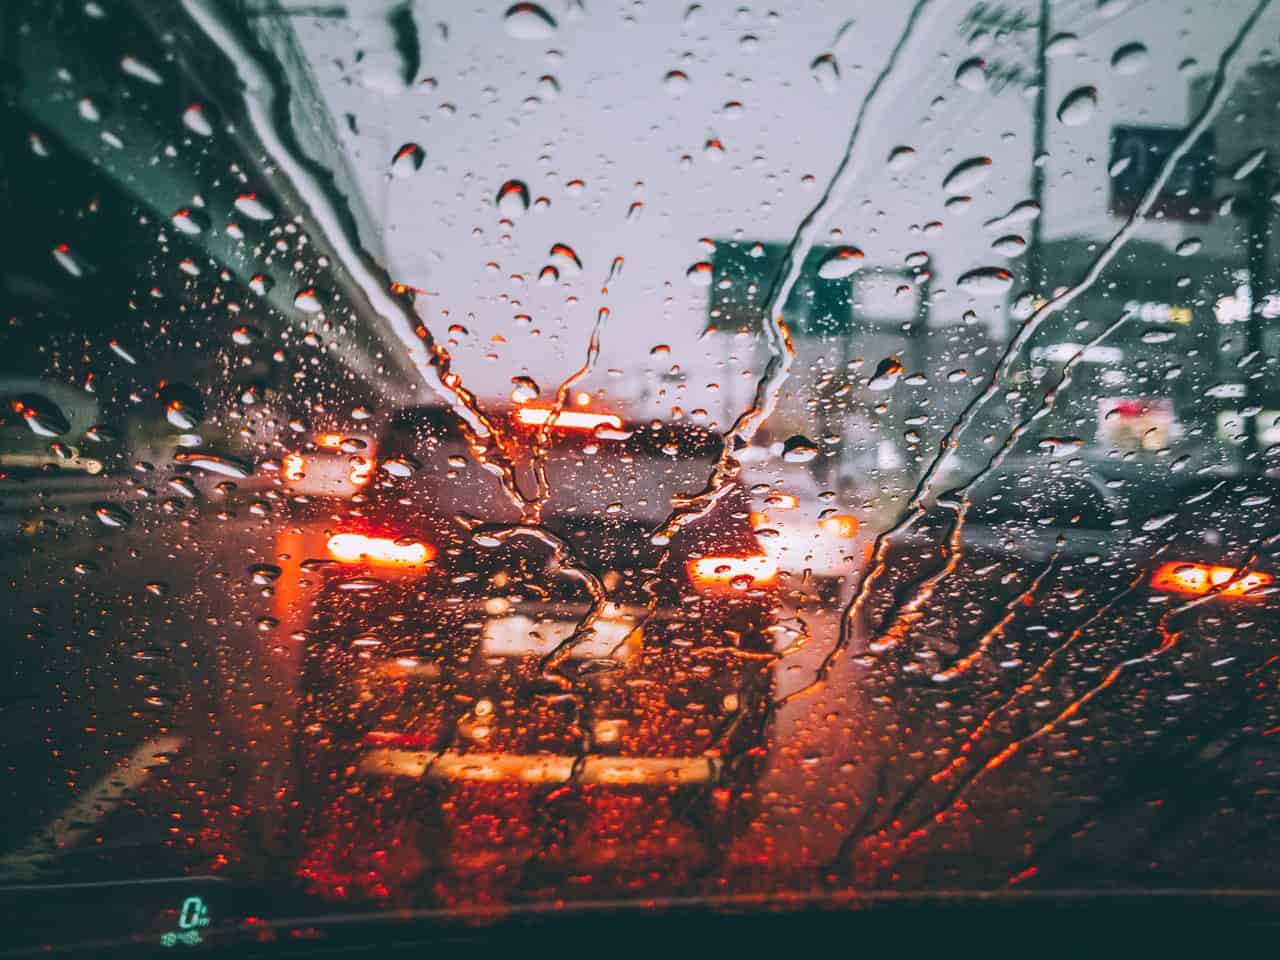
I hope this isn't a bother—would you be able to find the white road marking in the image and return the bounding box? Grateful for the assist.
[0,735,184,881]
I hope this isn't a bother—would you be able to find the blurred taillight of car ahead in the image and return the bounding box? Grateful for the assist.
[326,532,434,568]
[748,508,861,584]
[513,406,624,433]
[750,511,858,540]
[1150,560,1273,599]
[687,554,779,591]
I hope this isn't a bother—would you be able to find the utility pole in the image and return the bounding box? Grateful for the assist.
[1243,160,1271,470]
[960,1,1048,295]
[1026,0,1050,298]
[905,273,932,475]
[1193,63,1280,471]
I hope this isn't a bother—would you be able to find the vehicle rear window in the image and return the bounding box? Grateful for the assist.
[380,406,468,455]
[381,406,722,463]
[965,474,1116,530]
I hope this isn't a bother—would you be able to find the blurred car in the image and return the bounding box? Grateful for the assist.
[1140,475,1277,594]
[279,429,377,500]
[869,460,1135,666]
[0,379,106,480]
[1,379,114,540]
[296,404,779,887]
[923,463,1125,564]
[873,462,1280,678]
[739,434,869,597]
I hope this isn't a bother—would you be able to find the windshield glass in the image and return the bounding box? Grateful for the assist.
[7,0,1280,950]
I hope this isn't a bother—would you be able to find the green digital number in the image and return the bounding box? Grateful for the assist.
[178,896,209,930]
[161,895,212,947]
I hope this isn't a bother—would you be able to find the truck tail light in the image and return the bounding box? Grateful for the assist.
[1151,561,1272,598]
[687,554,778,589]
[514,407,623,431]
[327,533,433,567]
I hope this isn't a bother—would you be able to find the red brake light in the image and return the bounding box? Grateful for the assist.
[514,407,623,431]
[315,433,344,449]
[1151,561,1272,598]
[688,554,778,589]
[327,533,433,567]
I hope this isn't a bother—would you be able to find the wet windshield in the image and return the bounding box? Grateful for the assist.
[6,0,1280,950]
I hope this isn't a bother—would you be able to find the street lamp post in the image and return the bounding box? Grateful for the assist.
[1026,0,1050,299]
[1243,159,1272,469]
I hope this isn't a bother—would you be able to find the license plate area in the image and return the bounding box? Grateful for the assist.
[481,613,639,661]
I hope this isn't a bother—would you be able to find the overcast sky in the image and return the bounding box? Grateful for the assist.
[280,0,1280,416]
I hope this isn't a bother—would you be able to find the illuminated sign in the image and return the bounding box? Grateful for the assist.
[1097,397,1178,452]
[1031,343,1124,364]
[1215,284,1280,324]
[1215,409,1280,446]
[1215,284,1251,325]
[1261,411,1280,446]
[1123,300,1192,326]
[348,456,373,486]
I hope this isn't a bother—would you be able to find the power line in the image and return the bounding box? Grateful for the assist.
[1070,0,1162,43]
[816,0,1124,254]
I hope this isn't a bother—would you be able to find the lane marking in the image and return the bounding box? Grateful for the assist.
[0,735,184,881]
[0,874,225,893]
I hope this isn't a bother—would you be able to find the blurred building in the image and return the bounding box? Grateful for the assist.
[703,238,1010,485]
[1037,236,1247,472]
[1024,63,1280,474]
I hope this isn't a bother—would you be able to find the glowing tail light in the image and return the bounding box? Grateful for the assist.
[315,433,344,449]
[327,533,433,567]
[688,554,779,589]
[1150,561,1272,598]
[282,452,306,481]
[514,407,623,431]
[819,514,860,539]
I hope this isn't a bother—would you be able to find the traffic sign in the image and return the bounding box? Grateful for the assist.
[706,241,856,338]
[1109,125,1216,223]
[706,242,927,338]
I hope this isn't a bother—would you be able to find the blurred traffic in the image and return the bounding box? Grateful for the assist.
[6,0,1280,952]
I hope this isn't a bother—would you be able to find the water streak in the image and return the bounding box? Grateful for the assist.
[182,0,527,509]
[650,0,942,543]
[865,306,1140,653]
[808,0,1273,710]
